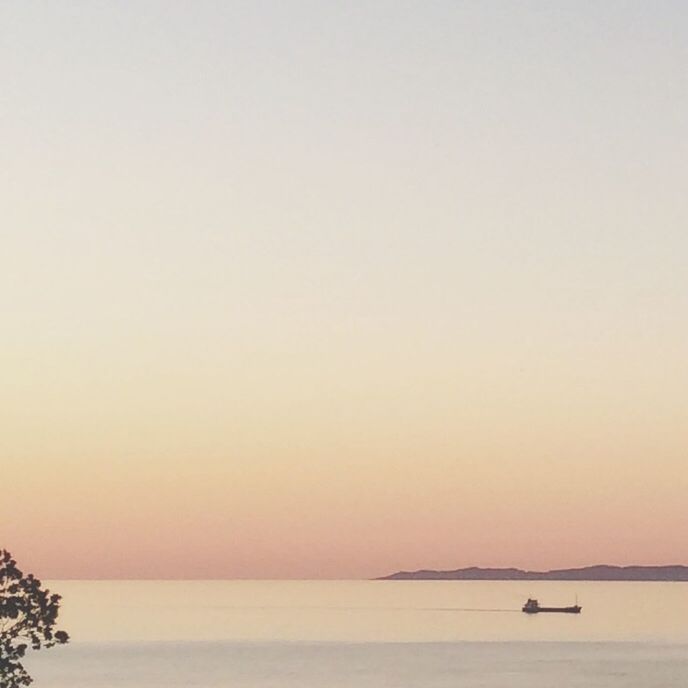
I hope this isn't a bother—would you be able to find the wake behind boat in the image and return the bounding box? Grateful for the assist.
[522,598,582,614]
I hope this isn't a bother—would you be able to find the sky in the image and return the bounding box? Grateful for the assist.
[1,1,687,579]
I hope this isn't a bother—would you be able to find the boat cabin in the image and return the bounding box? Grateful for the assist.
[522,598,540,613]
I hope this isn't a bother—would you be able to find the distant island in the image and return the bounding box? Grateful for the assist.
[378,565,688,581]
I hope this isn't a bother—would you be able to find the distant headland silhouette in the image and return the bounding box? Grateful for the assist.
[378,565,688,581]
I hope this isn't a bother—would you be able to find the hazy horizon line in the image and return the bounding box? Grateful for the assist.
[42,562,688,583]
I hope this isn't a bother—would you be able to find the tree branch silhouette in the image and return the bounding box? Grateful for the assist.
[0,550,69,687]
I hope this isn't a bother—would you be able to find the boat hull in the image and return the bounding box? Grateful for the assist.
[523,605,581,614]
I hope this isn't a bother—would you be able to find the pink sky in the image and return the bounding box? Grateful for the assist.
[5,393,686,579]
[3,3,687,579]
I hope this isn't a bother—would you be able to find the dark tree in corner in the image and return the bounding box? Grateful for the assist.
[0,550,69,687]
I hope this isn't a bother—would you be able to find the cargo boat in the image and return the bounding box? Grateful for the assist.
[522,598,581,614]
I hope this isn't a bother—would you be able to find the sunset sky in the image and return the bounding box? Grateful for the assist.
[2,1,687,579]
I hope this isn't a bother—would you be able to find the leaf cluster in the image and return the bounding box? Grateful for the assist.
[0,550,69,687]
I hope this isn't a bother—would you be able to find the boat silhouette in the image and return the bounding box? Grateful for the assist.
[522,598,581,614]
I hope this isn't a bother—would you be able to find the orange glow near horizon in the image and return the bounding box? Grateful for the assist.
[4,368,687,578]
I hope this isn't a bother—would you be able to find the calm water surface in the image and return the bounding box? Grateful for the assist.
[30,581,688,687]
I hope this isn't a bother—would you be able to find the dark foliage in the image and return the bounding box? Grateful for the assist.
[0,550,69,687]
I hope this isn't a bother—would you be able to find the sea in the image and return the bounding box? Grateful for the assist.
[30,580,688,687]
